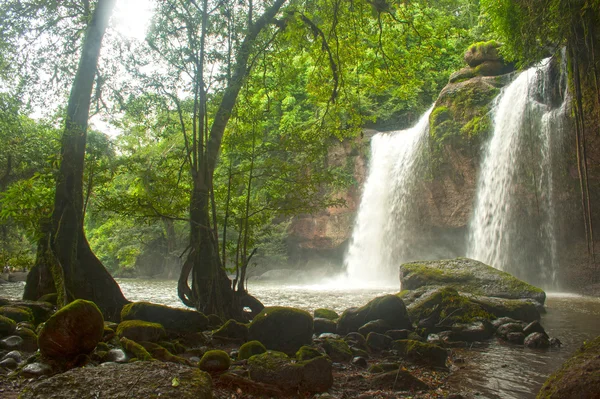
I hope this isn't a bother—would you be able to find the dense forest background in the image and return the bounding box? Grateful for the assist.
[0,0,598,297]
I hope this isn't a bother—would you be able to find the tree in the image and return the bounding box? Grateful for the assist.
[22,0,127,320]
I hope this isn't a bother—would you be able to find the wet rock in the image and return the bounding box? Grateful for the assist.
[105,348,128,363]
[524,332,550,349]
[117,320,166,343]
[549,337,562,347]
[0,306,34,324]
[20,361,212,399]
[464,40,502,67]
[352,356,368,368]
[0,315,16,336]
[492,317,520,329]
[471,296,541,322]
[314,308,338,321]
[385,329,409,340]
[523,320,546,336]
[337,295,411,335]
[538,336,600,398]
[21,362,53,378]
[121,302,209,334]
[2,350,22,363]
[239,340,267,360]
[14,327,37,352]
[400,258,546,304]
[120,337,153,361]
[369,369,429,391]
[318,332,340,339]
[9,301,54,324]
[37,293,58,305]
[453,321,494,342]
[139,342,188,365]
[38,299,104,360]
[322,338,353,362]
[0,357,17,369]
[506,332,525,345]
[0,336,23,350]
[344,332,368,350]
[248,306,313,355]
[300,356,334,393]
[296,345,322,361]
[392,339,448,368]
[313,318,337,335]
[366,332,392,352]
[497,322,524,337]
[358,319,391,336]
[212,319,248,343]
[198,349,231,372]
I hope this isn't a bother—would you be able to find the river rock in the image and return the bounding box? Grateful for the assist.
[322,338,353,362]
[8,300,54,324]
[470,296,541,322]
[121,301,209,334]
[248,306,313,355]
[524,332,550,349]
[0,357,17,369]
[212,319,248,343]
[537,335,600,398]
[314,308,338,320]
[313,318,337,335]
[392,339,448,368]
[464,40,502,67]
[385,329,409,340]
[358,319,391,336]
[105,348,128,363]
[14,327,37,352]
[116,319,166,343]
[198,349,231,372]
[399,258,546,304]
[492,317,521,329]
[452,321,494,342]
[337,295,411,335]
[2,350,23,363]
[497,322,524,337]
[21,362,53,378]
[0,335,23,350]
[20,361,213,399]
[239,340,267,360]
[523,320,546,336]
[366,332,393,352]
[38,300,104,360]
[506,332,525,344]
[344,332,368,350]
[0,306,34,323]
[0,315,16,336]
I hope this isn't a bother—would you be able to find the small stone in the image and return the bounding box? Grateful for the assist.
[506,332,525,345]
[524,332,550,349]
[0,336,23,350]
[105,349,128,363]
[21,362,52,378]
[492,317,520,329]
[318,333,340,339]
[366,332,393,352]
[0,357,18,369]
[352,356,368,368]
[2,350,22,363]
[497,322,523,337]
[549,337,562,347]
[344,332,367,350]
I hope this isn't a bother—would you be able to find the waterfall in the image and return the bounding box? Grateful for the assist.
[467,58,567,288]
[344,107,433,285]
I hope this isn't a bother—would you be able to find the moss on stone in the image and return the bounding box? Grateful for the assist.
[248,306,313,355]
[248,351,294,370]
[95,342,110,352]
[0,314,16,336]
[392,339,448,367]
[37,293,58,305]
[0,306,34,323]
[119,336,153,361]
[314,308,339,321]
[198,349,231,372]
[296,345,322,361]
[239,340,267,360]
[138,341,189,365]
[368,362,400,373]
[212,319,248,342]
[322,338,353,362]
[337,295,411,335]
[121,302,208,333]
[116,320,166,343]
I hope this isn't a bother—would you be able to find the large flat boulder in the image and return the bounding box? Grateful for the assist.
[399,258,546,305]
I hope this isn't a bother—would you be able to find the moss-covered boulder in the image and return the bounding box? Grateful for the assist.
[296,345,322,361]
[38,299,104,359]
[470,296,541,322]
[19,361,213,399]
[366,332,393,352]
[314,308,338,320]
[247,351,333,393]
[337,295,411,335]
[207,314,223,329]
[238,340,267,360]
[121,302,209,333]
[37,293,58,305]
[0,315,16,336]
[8,301,54,324]
[537,336,600,398]
[407,287,493,329]
[212,319,248,343]
[464,40,502,67]
[138,341,189,365]
[119,336,153,361]
[198,349,231,372]
[0,306,34,323]
[400,258,546,305]
[117,320,166,343]
[392,339,448,368]
[248,306,313,355]
[14,327,38,352]
[322,338,353,362]
[314,317,337,335]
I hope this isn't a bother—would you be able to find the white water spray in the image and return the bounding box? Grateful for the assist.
[344,107,433,285]
[467,59,567,287]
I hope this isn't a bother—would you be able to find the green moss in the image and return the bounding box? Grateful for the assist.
[95,342,110,352]
[119,336,153,361]
[0,314,16,335]
[392,339,448,367]
[0,306,34,323]
[408,287,493,324]
[248,306,313,355]
[121,302,208,333]
[37,293,58,305]
[322,338,353,362]
[116,320,166,342]
[468,40,500,53]
[198,350,231,372]
[247,351,295,371]
[295,345,322,361]
[212,319,248,342]
[138,341,189,365]
[239,340,267,360]
[314,308,339,321]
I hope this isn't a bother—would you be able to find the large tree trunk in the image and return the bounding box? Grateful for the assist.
[24,0,127,321]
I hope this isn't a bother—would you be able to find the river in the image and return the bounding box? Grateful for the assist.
[2,279,599,398]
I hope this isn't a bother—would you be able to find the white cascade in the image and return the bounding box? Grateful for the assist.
[344,107,433,285]
[467,59,567,287]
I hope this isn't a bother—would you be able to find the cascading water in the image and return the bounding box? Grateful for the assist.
[344,107,433,285]
[467,58,568,287]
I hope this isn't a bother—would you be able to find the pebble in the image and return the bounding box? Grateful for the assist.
[21,362,52,378]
